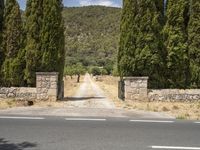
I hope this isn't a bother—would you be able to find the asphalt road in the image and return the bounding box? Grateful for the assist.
[0,116,200,150]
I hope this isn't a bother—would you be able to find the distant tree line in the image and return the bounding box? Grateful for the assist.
[118,0,200,89]
[0,0,65,94]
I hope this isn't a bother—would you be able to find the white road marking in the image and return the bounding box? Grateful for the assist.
[0,116,45,120]
[129,120,174,123]
[150,146,200,149]
[194,122,200,124]
[65,118,106,121]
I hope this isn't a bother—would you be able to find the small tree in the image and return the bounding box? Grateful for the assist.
[89,66,101,76]
[73,63,86,83]
[64,66,75,79]
[64,63,86,83]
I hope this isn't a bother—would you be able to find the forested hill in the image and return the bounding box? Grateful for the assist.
[62,6,121,73]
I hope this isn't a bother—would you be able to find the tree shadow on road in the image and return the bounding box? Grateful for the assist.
[0,138,37,150]
[63,96,105,101]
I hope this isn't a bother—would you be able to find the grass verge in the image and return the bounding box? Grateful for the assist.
[96,75,200,120]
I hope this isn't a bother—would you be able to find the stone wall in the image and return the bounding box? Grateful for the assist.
[124,77,149,101]
[122,77,200,102]
[148,89,200,102]
[0,87,36,100]
[0,72,58,101]
[36,72,58,101]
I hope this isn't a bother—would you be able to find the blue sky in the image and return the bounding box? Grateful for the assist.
[17,0,122,10]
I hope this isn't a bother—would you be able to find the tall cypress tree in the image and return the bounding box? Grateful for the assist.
[188,0,200,87]
[118,0,138,78]
[24,0,43,86]
[135,0,166,88]
[163,0,190,88]
[41,0,65,98]
[2,0,23,86]
[0,0,3,47]
[0,0,4,85]
[118,0,165,88]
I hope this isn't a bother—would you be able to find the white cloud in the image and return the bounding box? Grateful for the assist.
[79,0,120,7]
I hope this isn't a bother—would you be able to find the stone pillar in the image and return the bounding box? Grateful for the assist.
[36,72,58,101]
[124,77,149,101]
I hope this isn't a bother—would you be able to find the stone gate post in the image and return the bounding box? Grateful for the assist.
[36,72,58,101]
[123,77,149,101]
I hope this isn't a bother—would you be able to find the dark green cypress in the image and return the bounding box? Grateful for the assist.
[2,0,23,86]
[41,0,65,98]
[135,0,166,88]
[188,0,200,87]
[118,0,138,78]
[118,0,166,88]
[163,0,190,88]
[24,0,43,86]
[0,0,4,85]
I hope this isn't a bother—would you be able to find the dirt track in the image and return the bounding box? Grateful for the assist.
[64,74,115,108]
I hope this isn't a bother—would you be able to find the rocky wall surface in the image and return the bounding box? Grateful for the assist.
[148,89,200,102]
[0,87,36,100]
[36,72,58,101]
[0,72,58,101]
[124,77,149,101]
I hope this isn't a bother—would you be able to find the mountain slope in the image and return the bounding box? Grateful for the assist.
[63,6,121,73]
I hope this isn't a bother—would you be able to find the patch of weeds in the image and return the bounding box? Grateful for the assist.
[197,103,200,109]
[146,104,151,111]
[176,115,186,120]
[176,113,190,120]
[153,108,158,112]
[172,105,179,110]
[7,101,16,108]
[162,106,170,112]
[185,113,190,118]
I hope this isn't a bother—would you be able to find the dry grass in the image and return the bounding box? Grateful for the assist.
[34,75,84,107]
[64,75,83,98]
[0,99,31,109]
[0,75,83,110]
[96,75,200,120]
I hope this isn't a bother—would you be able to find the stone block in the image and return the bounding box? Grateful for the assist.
[47,89,57,96]
[139,82,148,88]
[124,80,130,86]
[131,88,139,94]
[139,88,147,95]
[50,82,57,89]
[50,76,58,82]
[131,82,138,88]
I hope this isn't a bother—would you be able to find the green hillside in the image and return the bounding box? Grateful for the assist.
[63,6,121,73]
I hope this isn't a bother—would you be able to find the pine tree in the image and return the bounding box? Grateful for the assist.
[41,0,65,98]
[2,0,23,86]
[118,0,138,78]
[0,0,4,85]
[163,0,190,88]
[188,0,200,87]
[24,0,43,86]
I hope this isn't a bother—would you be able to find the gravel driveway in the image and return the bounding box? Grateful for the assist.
[64,74,115,109]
